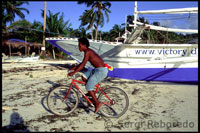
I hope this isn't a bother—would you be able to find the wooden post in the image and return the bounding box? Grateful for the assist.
[52,46,55,59]
[9,44,11,57]
[42,1,47,57]
[25,46,27,56]
[28,46,30,56]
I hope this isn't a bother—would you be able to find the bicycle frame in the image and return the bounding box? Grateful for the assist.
[63,78,113,105]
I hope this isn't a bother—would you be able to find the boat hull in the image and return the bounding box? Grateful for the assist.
[108,67,198,83]
[46,38,198,84]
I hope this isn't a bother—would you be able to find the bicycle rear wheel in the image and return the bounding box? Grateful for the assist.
[98,87,129,118]
[47,85,79,116]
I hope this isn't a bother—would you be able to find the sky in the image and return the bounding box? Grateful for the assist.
[14,1,198,32]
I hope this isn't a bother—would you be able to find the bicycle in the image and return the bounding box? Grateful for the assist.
[47,72,129,118]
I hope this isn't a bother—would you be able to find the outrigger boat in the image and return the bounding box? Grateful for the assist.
[46,2,198,83]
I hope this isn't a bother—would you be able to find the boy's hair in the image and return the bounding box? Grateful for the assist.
[78,37,90,48]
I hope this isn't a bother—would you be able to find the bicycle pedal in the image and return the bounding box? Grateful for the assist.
[87,103,94,107]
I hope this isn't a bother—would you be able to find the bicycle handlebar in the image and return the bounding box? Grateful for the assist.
[67,70,82,79]
[67,70,75,79]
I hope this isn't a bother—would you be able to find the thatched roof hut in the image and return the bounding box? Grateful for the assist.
[2,39,42,56]
[30,42,43,48]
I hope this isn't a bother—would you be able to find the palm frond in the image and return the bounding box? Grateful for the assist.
[78,1,112,40]
[105,11,110,23]
[17,7,30,14]
[77,1,95,7]
[13,8,25,18]
[14,1,29,6]
[103,2,111,8]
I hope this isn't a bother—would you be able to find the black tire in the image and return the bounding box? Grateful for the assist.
[98,87,129,118]
[47,86,79,116]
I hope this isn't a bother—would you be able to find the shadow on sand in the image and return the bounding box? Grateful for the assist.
[2,112,30,132]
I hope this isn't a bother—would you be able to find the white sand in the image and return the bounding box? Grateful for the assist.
[2,59,198,131]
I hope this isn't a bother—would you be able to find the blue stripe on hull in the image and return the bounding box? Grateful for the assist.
[47,40,71,55]
[108,68,198,84]
[47,40,81,63]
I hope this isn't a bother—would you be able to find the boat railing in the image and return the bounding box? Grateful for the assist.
[45,37,123,45]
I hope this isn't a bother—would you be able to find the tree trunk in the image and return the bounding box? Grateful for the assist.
[52,46,55,59]
[91,28,93,40]
[95,24,99,40]
[28,46,30,56]
[9,44,11,57]
[25,46,27,56]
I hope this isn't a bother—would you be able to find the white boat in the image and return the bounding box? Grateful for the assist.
[3,56,40,62]
[46,2,198,83]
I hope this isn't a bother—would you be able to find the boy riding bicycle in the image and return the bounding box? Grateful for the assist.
[68,37,109,113]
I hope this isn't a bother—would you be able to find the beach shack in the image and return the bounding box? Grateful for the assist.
[2,39,42,57]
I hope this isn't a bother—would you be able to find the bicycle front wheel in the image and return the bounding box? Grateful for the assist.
[47,86,79,116]
[98,87,129,118]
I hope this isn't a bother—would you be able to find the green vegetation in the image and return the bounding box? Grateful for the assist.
[78,1,111,40]
[2,1,197,59]
[2,1,29,31]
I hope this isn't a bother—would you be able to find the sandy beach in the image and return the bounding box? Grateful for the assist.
[2,59,198,132]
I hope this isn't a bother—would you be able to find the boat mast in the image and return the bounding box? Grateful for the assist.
[124,1,138,43]
[133,1,138,30]
[131,2,198,33]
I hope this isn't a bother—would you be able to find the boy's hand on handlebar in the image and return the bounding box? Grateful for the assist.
[68,72,75,77]
[69,66,76,71]
[68,68,74,71]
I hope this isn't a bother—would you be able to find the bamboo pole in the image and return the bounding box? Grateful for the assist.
[129,21,198,33]
[136,7,198,14]
[41,1,47,57]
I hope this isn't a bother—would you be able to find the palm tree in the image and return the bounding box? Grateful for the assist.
[77,1,111,40]
[79,10,96,39]
[2,1,29,29]
[41,10,72,58]
[2,13,13,31]
[101,31,110,41]
[126,15,149,31]
[7,19,32,29]
[71,26,88,38]
[109,24,125,41]
[29,21,43,42]
[41,10,72,37]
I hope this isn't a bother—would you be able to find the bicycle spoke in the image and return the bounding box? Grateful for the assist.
[47,86,79,116]
[101,105,118,116]
[98,87,129,118]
